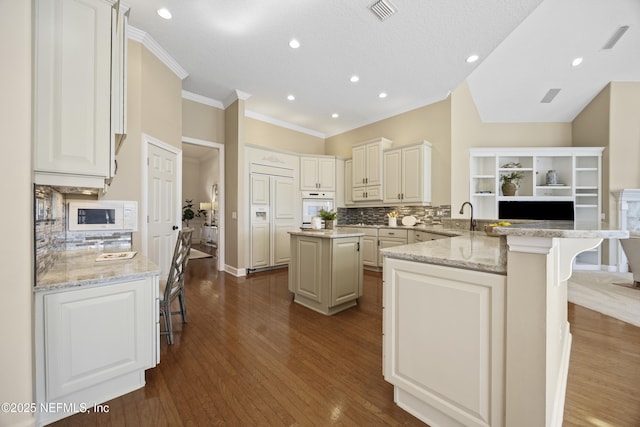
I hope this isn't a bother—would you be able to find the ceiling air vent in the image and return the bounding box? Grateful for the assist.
[369,0,397,21]
[541,88,561,104]
[602,25,630,50]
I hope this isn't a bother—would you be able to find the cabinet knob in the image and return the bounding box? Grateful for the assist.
[172,226,179,230]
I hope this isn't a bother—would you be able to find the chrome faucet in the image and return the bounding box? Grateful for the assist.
[459,201,477,231]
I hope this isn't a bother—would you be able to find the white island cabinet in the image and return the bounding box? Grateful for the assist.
[381,225,627,427]
[289,230,364,315]
[35,252,159,426]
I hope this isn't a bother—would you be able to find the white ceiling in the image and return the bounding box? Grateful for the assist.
[125,0,639,138]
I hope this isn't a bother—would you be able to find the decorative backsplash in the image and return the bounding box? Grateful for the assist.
[34,185,132,280]
[337,205,452,226]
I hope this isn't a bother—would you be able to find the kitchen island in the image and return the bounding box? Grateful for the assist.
[34,250,160,426]
[289,229,364,315]
[380,223,627,427]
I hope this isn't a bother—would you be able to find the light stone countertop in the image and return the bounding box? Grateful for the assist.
[486,220,629,239]
[35,250,160,292]
[371,220,628,275]
[380,231,508,275]
[289,229,366,239]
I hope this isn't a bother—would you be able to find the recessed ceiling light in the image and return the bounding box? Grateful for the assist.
[287,95,295,101]
[350,75,360,83]
[571,57,583,67]
[332,113,339,118]
[378,92,387,99]
[289,39,300,49]
[466,54,479,63]
[157,8,172,20]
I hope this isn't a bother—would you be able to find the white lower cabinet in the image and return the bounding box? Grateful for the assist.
[35,276,158,426]
[409,230,452,243]
[377,228,408,266]
[359,227,379,269]
[383,257,506,427]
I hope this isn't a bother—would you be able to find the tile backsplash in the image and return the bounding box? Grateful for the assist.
[337,205,451,225]
[34,185,132,280]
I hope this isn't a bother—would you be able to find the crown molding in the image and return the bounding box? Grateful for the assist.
[222,90,252,108]
[127,26,189,80]
[245,110,325,139]
[182,91,224,109]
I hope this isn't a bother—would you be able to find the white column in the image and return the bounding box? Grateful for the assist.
[505,235,602,427]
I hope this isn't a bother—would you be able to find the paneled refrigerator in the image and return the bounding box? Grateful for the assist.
[249,173,295,270]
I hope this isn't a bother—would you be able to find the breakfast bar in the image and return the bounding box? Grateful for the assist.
[380,223,628,427]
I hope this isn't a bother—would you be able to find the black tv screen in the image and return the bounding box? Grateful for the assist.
[498,201,574,221]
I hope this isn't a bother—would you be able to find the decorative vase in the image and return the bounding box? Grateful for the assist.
[325,219,336,229]
[502,182,517,196]
[388,217,397,227]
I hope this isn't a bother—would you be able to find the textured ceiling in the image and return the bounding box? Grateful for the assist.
[125,0,638,137]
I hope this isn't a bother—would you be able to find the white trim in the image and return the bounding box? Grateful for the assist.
[127,26,189,80]
[245,110,326,139]
[141,134,183,259]
[506,236,553,254]
[182,90,224,109]
[182,136,226,271]
[222,89,251,108]
[324,92,449,138]
[224,265,247,277]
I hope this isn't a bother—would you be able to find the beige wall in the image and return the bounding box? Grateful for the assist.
[182,99,225,143]
[224,100,244,269]
[571,82,640,266]
[245,117,325,155]
[609,82,640,193]
[0,1,34,426]
[451,81,572,216]
[572,84,611,218]
[325,100,452,206]
[105,40,183,249]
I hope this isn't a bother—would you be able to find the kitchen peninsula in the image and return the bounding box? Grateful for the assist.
[288,229,364,315]
[380,223,627,427]
[34,251,159,426]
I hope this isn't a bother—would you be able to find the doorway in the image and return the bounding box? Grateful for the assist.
[182,136,225,271]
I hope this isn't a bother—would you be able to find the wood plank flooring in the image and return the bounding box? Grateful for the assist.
[53,248,640,426]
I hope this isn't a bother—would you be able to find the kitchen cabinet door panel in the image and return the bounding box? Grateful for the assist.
[44,278,153,401]
[251,174,270,205]
[251,223,270,268]
[35,0,112,178]
[331,238,361,305]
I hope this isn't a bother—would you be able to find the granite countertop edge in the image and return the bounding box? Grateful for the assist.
[289,230,366,238]
[35,250,160,293]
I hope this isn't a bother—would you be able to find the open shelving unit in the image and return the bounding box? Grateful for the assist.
[470,147,604,269]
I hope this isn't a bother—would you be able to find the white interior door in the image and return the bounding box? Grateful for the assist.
[147,143,179,278]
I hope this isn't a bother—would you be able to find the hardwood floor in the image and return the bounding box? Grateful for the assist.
[53,250,640,426]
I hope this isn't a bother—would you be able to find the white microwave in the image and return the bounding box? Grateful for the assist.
[67,200,138,232]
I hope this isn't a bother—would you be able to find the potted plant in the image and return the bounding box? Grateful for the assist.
[182,199,206,226]
[318,208,338,229]
[500,171,524,196]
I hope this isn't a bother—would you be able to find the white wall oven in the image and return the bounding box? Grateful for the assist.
[301,191,335,228]
[67,200,138,232]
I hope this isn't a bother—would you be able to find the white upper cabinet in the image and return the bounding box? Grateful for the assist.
[351,138,392,202]
[344,159,353,205]
[300,156,336,191]
[352,138,392,188]
[384,141,432,204]
[34,0,127,188]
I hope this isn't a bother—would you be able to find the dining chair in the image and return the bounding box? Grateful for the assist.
[159,227,193,344]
